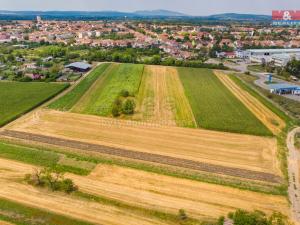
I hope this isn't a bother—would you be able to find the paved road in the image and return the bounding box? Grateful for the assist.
[287,127,300,224]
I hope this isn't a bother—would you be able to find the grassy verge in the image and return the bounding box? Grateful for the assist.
[0,197,92,225]
[296,133,300,150]
[0,141,92,175]
[75,192,211,225]
[0,138,286,196]
[0,82,68,127]
[178,67,271,136]
[48,63,111,111]
[247,65,266,73]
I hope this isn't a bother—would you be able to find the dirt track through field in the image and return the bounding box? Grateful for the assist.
[214,71,285,135]
[0,158,171,225]
[4,110,282,182]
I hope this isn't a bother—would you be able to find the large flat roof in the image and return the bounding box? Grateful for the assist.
[247,48,300,53]
[65,62,92,70]
[268,83,300,90]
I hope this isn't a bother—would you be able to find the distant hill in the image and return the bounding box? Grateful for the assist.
[207,13,271,21]
[134,10,187,17]
[0,10,271,21]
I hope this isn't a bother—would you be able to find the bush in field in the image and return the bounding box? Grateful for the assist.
[217,216,225,225]
[111,98,122,117]
[112,105,121,117]
[120,89,130,98]
[25,167,78,194]
[122,99,136,115]
[178,209,188,221]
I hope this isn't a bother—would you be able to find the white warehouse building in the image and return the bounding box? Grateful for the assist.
[246,48,300,66]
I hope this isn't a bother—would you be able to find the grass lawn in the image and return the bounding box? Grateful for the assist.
[77,63,144,116]
[0,82,68,127]
[247,65,266,72]
[0,198,93,225]
[48,63,111,111]
[178,68,271,136]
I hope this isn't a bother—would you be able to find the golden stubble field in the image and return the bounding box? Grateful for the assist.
[214,71,285,135]
[0,158,169,225]
[0,157,289,222]
[7,109,280,176]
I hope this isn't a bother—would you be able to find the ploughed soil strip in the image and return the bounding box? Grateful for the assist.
[1,130,282,184]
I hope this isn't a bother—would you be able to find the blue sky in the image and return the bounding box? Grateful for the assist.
[0,0,300,16]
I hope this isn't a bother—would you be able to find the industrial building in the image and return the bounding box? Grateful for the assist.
[269,83,300,95]
[246,48,300,66]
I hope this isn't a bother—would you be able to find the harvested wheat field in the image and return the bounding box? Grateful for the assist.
[214,71,285,135]
[0,157,290,222]
[0,158,174,225]
[70,164,289,219]
[7,109,280,178]
[134,65,196,127]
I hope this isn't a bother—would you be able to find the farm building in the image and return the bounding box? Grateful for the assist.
[269,83,300,95]
[65,62,92,72]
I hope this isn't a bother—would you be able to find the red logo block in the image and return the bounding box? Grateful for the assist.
[272,10,300,21]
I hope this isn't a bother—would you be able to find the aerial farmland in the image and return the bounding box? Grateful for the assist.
[0,63,295,225]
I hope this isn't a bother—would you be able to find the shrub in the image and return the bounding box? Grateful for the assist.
[217,216,225,225]
[122,99,136,115]
[25,167,78,194]
[120,89,130,98]
[112,105,121,117]
[178,209,188,221]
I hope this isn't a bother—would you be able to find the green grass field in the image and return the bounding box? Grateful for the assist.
[48,63,111,111]
[0,82,68,127]
[0,198,93,225]
[75,63,144,116]
[178,68,272,136]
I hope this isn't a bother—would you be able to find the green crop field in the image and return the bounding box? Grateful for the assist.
[48,63,111,111]
[74,63,144,116]
[178,68,272,136]
[0,82,68,127]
